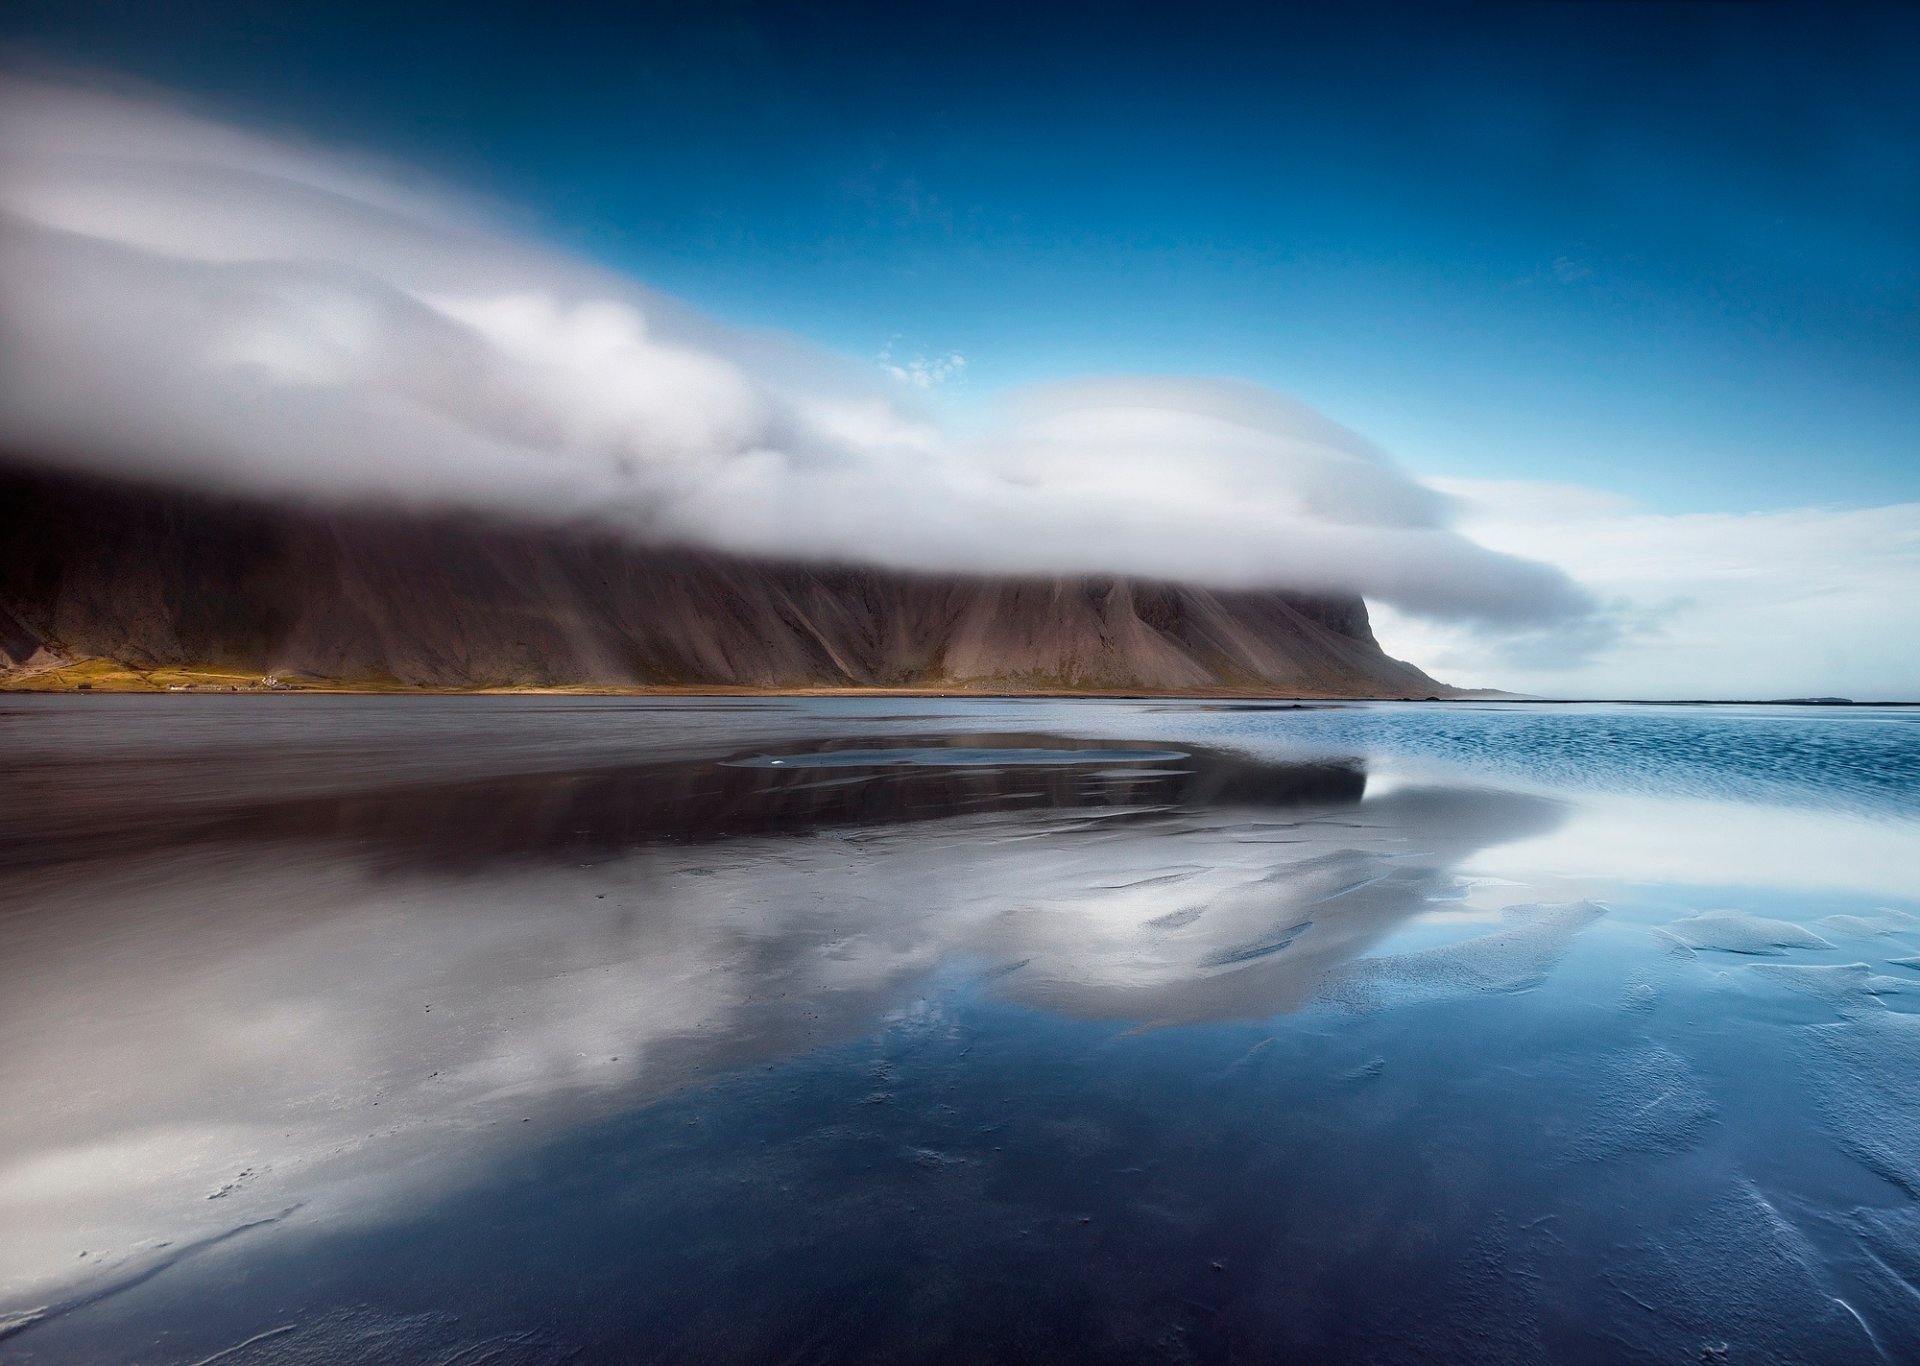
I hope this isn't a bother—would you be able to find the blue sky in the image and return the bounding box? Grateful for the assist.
[5,0,1916,513]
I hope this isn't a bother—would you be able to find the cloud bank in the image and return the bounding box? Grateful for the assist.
[0,75,1592,629]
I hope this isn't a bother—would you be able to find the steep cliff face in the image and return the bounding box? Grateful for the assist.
[0,463,1450,695]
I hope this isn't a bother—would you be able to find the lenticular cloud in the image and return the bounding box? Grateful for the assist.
[0,74,1594,628]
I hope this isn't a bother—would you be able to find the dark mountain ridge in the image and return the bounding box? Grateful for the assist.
[0,461,1451,696]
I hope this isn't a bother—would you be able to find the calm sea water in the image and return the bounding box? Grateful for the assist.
[2,697,1918,1363]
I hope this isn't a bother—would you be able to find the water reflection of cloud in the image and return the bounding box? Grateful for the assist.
[0,743,1562,1311]
[1466,793,1920,901]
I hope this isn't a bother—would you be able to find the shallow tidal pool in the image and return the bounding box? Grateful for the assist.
[2,696,1918,1363]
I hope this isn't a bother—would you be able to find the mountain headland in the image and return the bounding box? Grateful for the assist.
[0,461,1451,697]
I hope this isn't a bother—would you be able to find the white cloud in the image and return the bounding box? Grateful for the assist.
[1371,478,1920,699]
[0,74,1593,632]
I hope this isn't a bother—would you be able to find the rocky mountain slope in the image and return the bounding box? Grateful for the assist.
[0,462,1450,695]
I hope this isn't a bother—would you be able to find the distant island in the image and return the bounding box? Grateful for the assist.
[0,461,1452,699]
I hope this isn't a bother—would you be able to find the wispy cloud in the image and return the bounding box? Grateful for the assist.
[877,337,966,390]
[0,74,1593,634]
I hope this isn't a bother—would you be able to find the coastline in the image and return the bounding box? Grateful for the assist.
[0,666,1449,702]
[1,661,1909,705]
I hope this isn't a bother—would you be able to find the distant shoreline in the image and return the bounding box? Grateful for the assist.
[1,664,1910,708]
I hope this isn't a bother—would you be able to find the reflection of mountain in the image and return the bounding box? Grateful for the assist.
[4,731,1372,870]
[0,462,1450,695]
[0,726,1564,1311]
[249,737,1373,869]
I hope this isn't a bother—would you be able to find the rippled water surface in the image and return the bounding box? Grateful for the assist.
[2,697,1918,1363]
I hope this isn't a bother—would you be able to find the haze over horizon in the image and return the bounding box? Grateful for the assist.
[0,2,1914,700]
